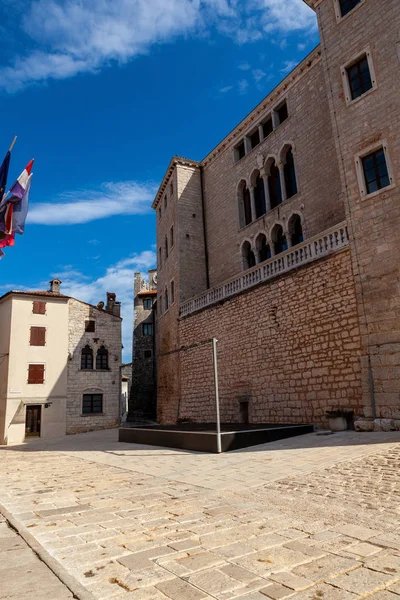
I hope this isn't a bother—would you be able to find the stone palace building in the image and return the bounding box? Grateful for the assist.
[152,0,400,429]
[0,279,122,444]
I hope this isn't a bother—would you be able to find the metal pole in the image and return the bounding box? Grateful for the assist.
[8,136,17,153]
[212,337,222,453]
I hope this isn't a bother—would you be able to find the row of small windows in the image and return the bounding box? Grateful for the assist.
[81,345,109,370]
[158,182,174,220]
[234,101,288,163]
[159,280,175,315]
[241,216,304,270]
[159,225,174,267]
[239,146,298,229]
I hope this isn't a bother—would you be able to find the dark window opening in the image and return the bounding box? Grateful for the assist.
[268,162,282,209]
[273,226,288,255]
[165,236,168,260]
[236,141,245,160]
[290,215,304,246]
[276,102,288,125]
[339,0,361,17]
[164,289,169,311]
[164,195,167,209]
[239,401,249,424]
[143,323,153,336]
[243,185,252,226]
[250,130,260,149]
[82,393,103,414]
[33,301,46,315]
[81,345,93,370]
[170,280,175,305]
[158,207,161,220]
[170,225,174,247]
[28,364,45,384]
[143,298,152,310]
[347,56,372,100]
[257,235,271,263]
[85,320,95,332]
[284,149,298,198]
[362,149,390,195]
[96,346,109,370]
[242,242,256,270]
[254,175,266,218]
[170,183,174,197]
[262,117,273,138]
[30,326,46,346]
[144,350,152,359]
[158,247,162,267]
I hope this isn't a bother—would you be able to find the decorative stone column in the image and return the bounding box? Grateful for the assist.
[260,168,271,212]
[249,186,257,222]
[285,231,292,249]
[258,124,264,143]
[278,161,287,202]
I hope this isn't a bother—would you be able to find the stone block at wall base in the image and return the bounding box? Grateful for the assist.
[354,418,400,432]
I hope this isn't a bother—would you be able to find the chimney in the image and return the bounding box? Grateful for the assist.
[106,292,121,316]
[49,278,62,294]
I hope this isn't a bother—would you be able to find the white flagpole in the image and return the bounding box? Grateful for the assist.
[8,136,17,153]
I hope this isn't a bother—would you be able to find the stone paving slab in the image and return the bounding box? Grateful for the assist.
[0,429,400,599]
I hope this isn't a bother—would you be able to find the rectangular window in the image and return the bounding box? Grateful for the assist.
[33,301,46,315]
[170,183,174,197]
[158,296,162,315]
[346,55,372,100]
[164,195,167,209]
[170,280,175,305]
[82,393,103,414]
[250,130,260,150]
[339,0,361,17]
[235,141,245,161]
[85,320,95,332]
[28,364,45,384]
[143,323,153,336]
[165,237,169,260]
[30,326,46,346]
[143,298,152,310]
[362,148,390,195]
[158,207,162,220]
[158,247,162,267]
[164,289,169,311]
[144,350,152,359]
[262,117,273,138]
[276,101,288,125]
[170,225,174,248]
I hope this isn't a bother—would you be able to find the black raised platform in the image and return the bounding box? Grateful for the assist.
[119,423,314,453]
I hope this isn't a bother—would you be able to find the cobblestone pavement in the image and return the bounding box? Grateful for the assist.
[0,515,73,599]
[0,430,399,600]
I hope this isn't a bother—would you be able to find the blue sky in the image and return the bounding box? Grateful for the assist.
[0,0,318,360]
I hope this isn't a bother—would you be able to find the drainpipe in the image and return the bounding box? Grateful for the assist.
[200,165,210,289]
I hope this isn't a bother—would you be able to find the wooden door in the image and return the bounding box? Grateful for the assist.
[25,405,41,437]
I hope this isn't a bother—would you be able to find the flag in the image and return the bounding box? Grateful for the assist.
[0,159,34,234]
[0,151,10,200]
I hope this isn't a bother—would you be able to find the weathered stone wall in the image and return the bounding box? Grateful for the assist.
[317,0,400,420]
[66,299,122,434]
[177,249,363,428]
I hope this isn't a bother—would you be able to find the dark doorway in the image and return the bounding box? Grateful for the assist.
[25,405,41,437]
[239,401,249,424]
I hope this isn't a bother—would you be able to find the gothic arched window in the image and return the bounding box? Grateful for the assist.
[289,214,304,246]
[255,233,271,263]
[268,161,282,209]
[241,241,256,270]
[238,181,252,227]
[81,345,93,370]
[96,346,109,370]
[284,148,298,199]
[254,175,266,219]
[272,225,288,255]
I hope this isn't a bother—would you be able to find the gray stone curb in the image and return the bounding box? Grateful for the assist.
[0,502,97,600]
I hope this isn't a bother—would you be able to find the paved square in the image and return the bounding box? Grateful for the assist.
[0,429,399,599]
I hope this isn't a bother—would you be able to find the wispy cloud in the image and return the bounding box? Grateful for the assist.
[219,85,234,94]
[0,0,317,93]
[252,68,266,83]
[238,62,251,71]
[28,180,155,225]
[280,59,299,73]
[238,78,249,94]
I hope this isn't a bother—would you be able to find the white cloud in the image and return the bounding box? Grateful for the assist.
[57,249,156,361]
[0,0,317,92]
[280,59,299,73]
[252,68,266,82]
[219,85,233,94]
[238,62,251,71]
[28,180,155,225]
[238,78,249,94]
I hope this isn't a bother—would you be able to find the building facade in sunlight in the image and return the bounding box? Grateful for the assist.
[0,279,122,445]
[152,0,400,429]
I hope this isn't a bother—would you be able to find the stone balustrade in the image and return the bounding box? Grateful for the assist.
[180,221,349,317]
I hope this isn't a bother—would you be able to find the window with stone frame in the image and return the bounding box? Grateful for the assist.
[346,55,372,100]
[241,241,256,270]
[143,323,153,336]
[170,280,175,305]
[284,148,298,199]
[82,393,103,414]
[85,320,95,332]
[96,346,109,370]
[275,101,288,125]
[170,225,174,248]
[170,182,174,197]
[338,0,361,17]
[262,117,273,139]
[254,175,266,218]
[158,247,162,268]
[272,224,288,255]
[32,300,46,314]
[235,140,246,162]
[164,288,169,311]
[165,236,168,260]
[289,214,304,246]
[81,345,93,370]
[249,129,260,150]
[143,298,152,310]
[268,161,282,208]
[164,195,167,209]
[361,148,390,195]
[256,234,271,263]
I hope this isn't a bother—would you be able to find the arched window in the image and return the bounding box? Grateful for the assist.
[241,241,256,270]
[238,181,252,227]
[268,161,282,209]
[81,345,93,370]
[254,175,266,218]
[284,148,298,199]
[272,225,288,255]
[255,234,271,263]
[96,346,109,370]
[289,214,304,246]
